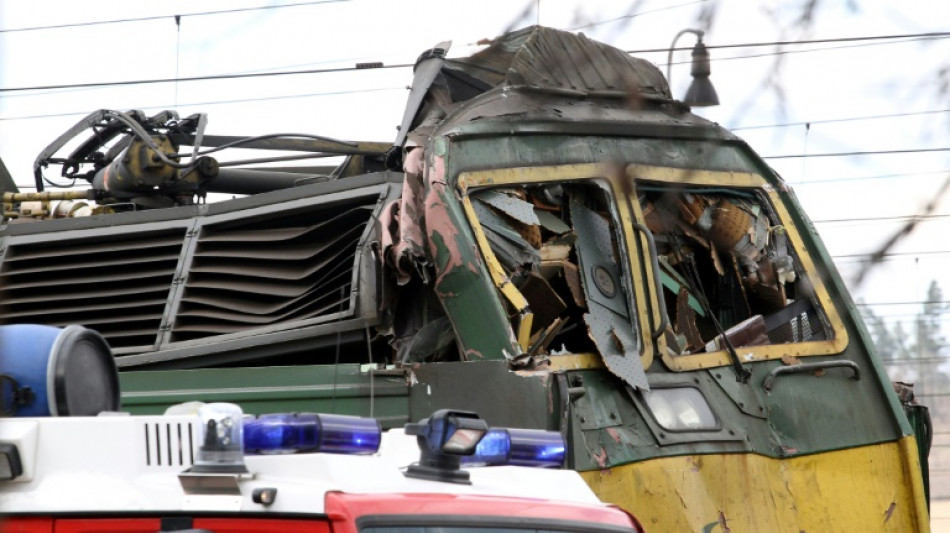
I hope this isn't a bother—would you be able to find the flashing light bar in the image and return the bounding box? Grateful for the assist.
[244,413,381,455]
[463,428,566,468]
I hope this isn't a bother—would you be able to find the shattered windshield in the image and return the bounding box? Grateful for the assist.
[461,159,844,374]
[637,182,836,358]
[467,181,648,390]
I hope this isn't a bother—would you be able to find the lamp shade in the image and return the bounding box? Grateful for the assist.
[684,77,720,107]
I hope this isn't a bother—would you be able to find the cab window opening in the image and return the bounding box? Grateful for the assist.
[468,182,638,358]
[638,184,833,356]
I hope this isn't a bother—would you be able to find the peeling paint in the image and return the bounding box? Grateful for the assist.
[424,155,470,297]
[464,348,485,360]
[593,447,609,469]
[606,427,622,444]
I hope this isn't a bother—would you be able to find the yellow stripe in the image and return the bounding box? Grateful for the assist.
[459,194,529,312]
[581,437,929,532]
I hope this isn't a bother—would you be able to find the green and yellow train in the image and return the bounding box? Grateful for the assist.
[0,26,931,531]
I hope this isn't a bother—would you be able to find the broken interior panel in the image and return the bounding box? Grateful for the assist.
[637,182,835,357]
[466,181,648,390]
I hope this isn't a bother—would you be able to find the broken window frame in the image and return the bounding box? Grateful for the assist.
[457,164,655,375]
[623,164,850,373]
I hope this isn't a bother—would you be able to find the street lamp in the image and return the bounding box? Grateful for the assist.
[667,29,719,107]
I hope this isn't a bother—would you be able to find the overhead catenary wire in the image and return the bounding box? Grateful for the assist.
[566,0,708,31]
[732,109,950,131]
[0,87,406,122]
[0,63,412,94]
[660,34,950,70]
[627,30,950,55]
[2,31,948,94]
[0,0,349,33]
[794,169,950,185]
[763,147,950,159]
[814,213,950,225]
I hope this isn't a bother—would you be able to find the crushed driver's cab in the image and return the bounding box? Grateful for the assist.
[0,324,644,533]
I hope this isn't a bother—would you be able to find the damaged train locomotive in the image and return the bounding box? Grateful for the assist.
[0,25,932,532]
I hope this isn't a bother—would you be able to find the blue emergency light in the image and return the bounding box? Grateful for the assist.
[463,427,566,468]
[244,413,381,455]
[403,410,567,484]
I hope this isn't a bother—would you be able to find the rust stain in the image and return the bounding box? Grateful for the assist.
[717,511,731,532]
[606,427,622,444]
[781,354,802,366]
[883,501,896,523]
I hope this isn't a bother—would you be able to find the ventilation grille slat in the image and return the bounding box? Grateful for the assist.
[172,204,373,341]
[143,420,195,468]
[0,229,185,349]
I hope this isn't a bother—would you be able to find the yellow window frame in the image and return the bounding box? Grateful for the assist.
[625,164,849,371]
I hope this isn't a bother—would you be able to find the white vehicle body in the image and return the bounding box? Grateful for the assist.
[0,412,644,533]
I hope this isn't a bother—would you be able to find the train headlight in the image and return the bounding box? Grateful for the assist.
[643,387,717,431]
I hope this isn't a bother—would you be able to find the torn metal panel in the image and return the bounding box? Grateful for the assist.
[378,170,428,286]
[477,190,541,226]
[424,155,523,364]
[536,209,572,235]
[471,198,540,271]
[570,199,627,318]
[584,305,649,391]
[570,194,647,391]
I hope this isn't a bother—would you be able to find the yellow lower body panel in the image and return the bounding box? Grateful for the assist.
[581,437,930,532]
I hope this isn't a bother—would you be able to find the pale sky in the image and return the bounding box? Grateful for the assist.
[1,0,949,328]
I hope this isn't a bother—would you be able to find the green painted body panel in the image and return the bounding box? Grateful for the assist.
[424,185,517,362]
[435,128,910,464]
[119,364,410,428]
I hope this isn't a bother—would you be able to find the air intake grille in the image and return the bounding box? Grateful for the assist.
[171,203,375,341]
[0,229,185,349]
[144,420,196,468]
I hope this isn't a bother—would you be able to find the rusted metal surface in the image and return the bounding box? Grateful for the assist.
[445,26,670,98]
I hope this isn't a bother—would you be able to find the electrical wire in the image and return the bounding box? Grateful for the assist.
[815,213,950,224]
[794,169,950,185]
[0,0,348,33]
[835,250,950,260]
[0,86,406,122]
[627,31,950,54]
[0,63,411,94]
[763,147,950,159]
[661,34,950,69]
[566,0,708,31]
[732,109,950,131]
[3,31,948,94]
